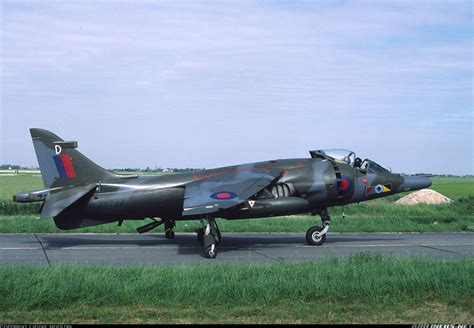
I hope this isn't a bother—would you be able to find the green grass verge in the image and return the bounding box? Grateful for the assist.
[1,254,472,323]
[428,176,474,198]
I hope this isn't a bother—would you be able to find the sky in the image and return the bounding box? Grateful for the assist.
[1,0,472,175]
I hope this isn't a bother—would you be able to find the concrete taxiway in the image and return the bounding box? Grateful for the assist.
[0,232,472,266]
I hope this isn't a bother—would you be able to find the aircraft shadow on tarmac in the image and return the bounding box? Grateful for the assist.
[38,234,404,257]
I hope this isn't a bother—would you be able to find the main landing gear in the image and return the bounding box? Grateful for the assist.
[306,208,330,246]
[197,217,221,259]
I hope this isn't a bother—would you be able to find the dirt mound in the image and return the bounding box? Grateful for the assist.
[395,189,453,205]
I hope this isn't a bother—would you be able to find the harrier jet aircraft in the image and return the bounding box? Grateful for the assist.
[14,129,431,258]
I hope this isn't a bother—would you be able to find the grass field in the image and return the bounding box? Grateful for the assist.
[1,253,472,324]
[0,174,473,233]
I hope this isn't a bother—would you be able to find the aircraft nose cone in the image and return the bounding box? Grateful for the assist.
[399,176,432,192]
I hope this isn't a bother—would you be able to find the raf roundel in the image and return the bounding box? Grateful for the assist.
[210,191,238,200]
[336,175,353,193]
[339,179,349,190]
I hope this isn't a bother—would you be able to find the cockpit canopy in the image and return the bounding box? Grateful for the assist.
[309,149,390,173]
[309,149,356,166]
[360,159,390,173]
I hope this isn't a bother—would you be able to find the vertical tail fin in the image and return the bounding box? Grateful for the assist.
[30,128,123,188]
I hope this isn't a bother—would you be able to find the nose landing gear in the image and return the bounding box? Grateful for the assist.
[306,208,330,246]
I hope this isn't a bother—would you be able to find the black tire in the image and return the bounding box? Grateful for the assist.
[165,229,175,239]
[204,245,217,259]
[306,226,326,245]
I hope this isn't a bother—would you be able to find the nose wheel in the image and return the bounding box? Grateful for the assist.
[306,226,326,245]
[306,208,330,246]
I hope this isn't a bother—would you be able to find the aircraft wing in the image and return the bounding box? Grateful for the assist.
[182,170,276,216]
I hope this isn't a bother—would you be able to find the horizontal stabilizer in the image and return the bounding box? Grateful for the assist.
[40,184,96,220]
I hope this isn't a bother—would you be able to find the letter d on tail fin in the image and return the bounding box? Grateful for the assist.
[30,128,122,188]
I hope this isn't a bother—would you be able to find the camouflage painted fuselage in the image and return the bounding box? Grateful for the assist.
[13,129,431,231]
[52,157,427,229]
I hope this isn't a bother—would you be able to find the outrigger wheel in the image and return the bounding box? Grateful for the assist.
[306,208,330,246]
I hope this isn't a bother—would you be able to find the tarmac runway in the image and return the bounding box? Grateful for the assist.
[0,232,472,266]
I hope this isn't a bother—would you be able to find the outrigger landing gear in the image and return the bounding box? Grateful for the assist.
[164,220,175,239]
[136,218,177,239]
[199,217,221,259]
[306,208,330,246]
